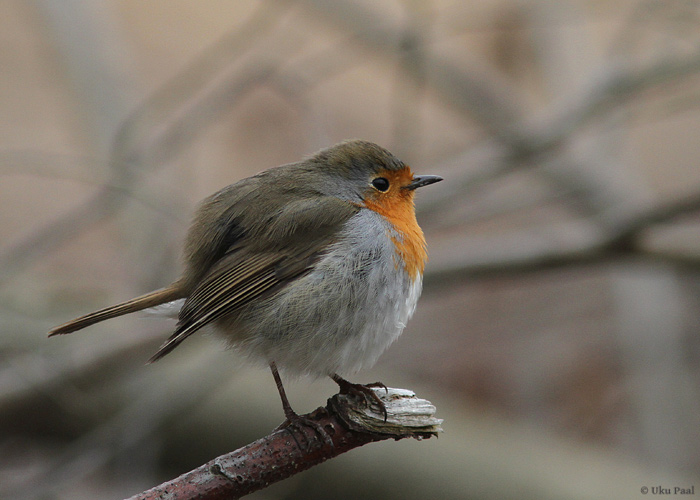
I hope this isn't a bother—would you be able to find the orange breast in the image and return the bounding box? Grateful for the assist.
[361,168,428,280]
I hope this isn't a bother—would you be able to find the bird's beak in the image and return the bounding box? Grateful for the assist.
[404,174,443,191]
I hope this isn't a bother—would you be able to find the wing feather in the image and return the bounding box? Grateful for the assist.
[148,195,360,362]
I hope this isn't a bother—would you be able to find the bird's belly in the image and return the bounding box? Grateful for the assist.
[224,214,423,376]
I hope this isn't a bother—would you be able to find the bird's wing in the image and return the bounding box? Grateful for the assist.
[148,196,358,362]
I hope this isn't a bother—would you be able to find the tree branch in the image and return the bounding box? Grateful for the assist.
[126,388,442,500]
[424,187,700,288]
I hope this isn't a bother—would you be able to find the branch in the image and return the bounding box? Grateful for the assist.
[540,51,700,152]
[290,0,526,143]
[424,188,700,288]
[127,388,442,500]
[0,6,291,288]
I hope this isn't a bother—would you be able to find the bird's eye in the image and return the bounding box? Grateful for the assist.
[371,177,390,192]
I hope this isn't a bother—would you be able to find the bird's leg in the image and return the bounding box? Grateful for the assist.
[270,361,296,421]
[270,362,332,449]
[331,373,388,421]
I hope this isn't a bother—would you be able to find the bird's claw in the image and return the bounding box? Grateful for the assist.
[334,378,389,422]
[276,411,334,451]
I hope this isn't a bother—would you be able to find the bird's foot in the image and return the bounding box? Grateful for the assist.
[331,375,389,421]
[275,410,334,451]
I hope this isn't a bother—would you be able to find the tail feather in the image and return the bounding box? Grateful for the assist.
[147,327,194,363]
[48,284,186,337]
[147,309,215,363]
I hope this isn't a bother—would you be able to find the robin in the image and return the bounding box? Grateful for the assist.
[49,140,442,426]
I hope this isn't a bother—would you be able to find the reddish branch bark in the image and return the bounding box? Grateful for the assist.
[126,390,441,500]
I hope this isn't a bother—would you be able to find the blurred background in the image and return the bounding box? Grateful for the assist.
[2,0,700,498]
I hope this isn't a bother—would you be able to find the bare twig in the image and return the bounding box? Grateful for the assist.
[290,0,526,143]
[0,187,123,286]
[34,0,136,155]
[2,349,222,500]
[418,46,700,222]
[127,388,442,500]
[424,186,700,287]
[540,51,700,152]
[0,5,293,288]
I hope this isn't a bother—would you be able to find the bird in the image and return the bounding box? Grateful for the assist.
[49,139,442,427]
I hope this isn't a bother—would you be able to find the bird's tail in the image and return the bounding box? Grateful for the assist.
[48,284,186,337]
